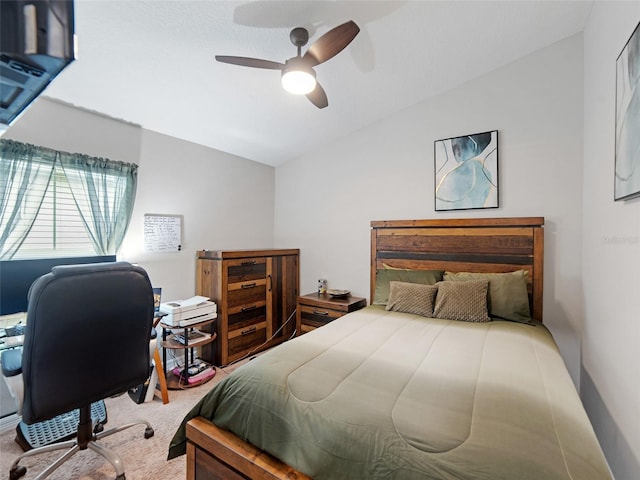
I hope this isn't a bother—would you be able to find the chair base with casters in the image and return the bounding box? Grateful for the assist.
[2,348,155,480]
[15,399,107,451]
[9,404,154,480]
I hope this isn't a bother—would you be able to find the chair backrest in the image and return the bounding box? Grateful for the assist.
[21,261,154,424]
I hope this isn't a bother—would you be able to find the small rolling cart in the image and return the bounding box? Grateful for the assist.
[160,318,217,389]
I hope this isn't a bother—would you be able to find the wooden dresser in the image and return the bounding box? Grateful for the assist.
[196,249,299,366]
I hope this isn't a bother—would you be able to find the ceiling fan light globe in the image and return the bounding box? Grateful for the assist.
[282,70,316,95]
[281,58,316,95]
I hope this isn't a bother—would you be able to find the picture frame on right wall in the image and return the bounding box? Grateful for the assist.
[615,20,640,201]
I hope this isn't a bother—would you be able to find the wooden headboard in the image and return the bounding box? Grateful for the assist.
[370,217,544,322]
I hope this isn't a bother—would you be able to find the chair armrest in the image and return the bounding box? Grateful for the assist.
[1,348,22,377]
[1,348,24,414]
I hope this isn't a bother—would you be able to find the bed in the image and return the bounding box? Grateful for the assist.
[168,217,612,480]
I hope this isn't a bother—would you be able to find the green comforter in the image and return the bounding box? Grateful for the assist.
[168,306,611,479]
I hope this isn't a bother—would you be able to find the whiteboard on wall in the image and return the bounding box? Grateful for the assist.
[144,214,183,252]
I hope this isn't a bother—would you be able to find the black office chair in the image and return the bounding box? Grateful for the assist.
[1,262,155,480]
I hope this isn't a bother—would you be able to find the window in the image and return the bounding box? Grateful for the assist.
[0,139,138,260]
[14,165,100,259]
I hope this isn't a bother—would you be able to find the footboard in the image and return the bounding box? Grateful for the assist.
[186,417,312,480]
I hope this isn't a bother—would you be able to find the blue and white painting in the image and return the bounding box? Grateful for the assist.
[435,130,498,211]
[615,21,640,201]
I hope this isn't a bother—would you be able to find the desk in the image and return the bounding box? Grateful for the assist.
[0,312,26,352]
[0,335,24,350]
[0,312,26,328]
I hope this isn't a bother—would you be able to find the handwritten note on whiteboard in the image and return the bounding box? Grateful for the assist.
[144,214,182,252]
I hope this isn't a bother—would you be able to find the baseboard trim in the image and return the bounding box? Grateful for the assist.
[0,412,20,435]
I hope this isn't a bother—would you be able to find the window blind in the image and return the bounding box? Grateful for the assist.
[11,166,95,259]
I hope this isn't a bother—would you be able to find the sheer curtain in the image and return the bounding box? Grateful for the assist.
[59,152,138,256]
[0,140,55,259]
[0,139,138,259]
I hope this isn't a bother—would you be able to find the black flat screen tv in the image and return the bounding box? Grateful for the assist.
[0,255,116,315]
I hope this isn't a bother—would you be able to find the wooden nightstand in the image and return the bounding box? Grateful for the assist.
[296,292,367,335]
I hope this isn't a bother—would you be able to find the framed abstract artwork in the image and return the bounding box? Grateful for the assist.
[615,20,640,201]
[434,130,498,211]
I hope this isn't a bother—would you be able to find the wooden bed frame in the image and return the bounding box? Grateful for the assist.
[185,217,545,479]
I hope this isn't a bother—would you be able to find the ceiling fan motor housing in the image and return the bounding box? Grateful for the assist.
[290,27,309,47]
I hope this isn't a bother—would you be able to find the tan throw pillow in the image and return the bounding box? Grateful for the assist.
[385,281,438,317]
[433,280,490,323]
[443,270,531,322]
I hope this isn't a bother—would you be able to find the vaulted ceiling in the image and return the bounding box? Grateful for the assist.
[42,1,593,166]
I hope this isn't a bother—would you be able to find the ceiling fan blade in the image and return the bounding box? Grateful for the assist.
[215,55,284,70]
[306,82,328,109]
[303,20,360,67]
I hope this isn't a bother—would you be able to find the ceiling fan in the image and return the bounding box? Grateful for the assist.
[215,20,360,109]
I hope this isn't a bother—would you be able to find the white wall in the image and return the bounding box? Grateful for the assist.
[582,3,640,478]
[5,98,143,164]
[123,129,275,300]
[5,97,276,302]
[275,34,585,385]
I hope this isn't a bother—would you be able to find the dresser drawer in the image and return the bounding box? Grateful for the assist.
[226,258,267,284]
[227,280,266,309]
[299,304,343,329]
[296,293,367,336]
[228,305,266,332]
[227,309,267,362]
[225,259,269,363]
[228,328,266,362]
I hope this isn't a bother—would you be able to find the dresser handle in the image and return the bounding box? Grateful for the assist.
[241,305,257,312]
[267,274,272,292]
[241,260,256,266]
[241,282,257,289]
[312,310,329,316]
[241,326,257,335]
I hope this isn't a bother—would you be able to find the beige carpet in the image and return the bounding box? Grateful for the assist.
[0,362,244,480]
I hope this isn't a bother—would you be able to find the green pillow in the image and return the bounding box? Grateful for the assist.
[443,270,531,322]
[373,269,443,305]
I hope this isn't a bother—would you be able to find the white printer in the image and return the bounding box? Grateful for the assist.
[159,295,217,326]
